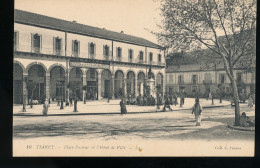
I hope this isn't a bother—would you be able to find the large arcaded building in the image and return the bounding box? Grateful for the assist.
[14,9,166,104]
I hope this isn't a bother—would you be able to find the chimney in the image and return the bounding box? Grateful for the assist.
[72,20,77,23]
[120,31,124,34]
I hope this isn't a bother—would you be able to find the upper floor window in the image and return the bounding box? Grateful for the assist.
[178,75,184,84]
[192,75,197,84]
[129,49,133,61]
[158,54,162,63]
[31,33,41,53]
[54,37,62,55]
[237,72,242,83]
[14,31,18,50]
[139,51,144,62]
[149,52,153,62]
[220,74,225,84]
[117,47,122,60]
[103,45,109,57]
[72,40,80,57]
[89,42,95,55]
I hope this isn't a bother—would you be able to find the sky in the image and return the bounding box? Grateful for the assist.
[15,0,163,44]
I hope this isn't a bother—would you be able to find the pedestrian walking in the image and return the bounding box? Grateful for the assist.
[169,94,173,105]
[211,92,214,105]
[173,93,178,106]
[120,98,127,115]
[69,96,73,106]
[42,98,50,117]
[162,96,173,112]
[73,96,78,112]
[208,92,212,100]
[192,98,202,126]
[180,94,184,107]
[248,95,253,108]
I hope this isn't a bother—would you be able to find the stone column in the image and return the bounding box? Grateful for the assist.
[97,71,102,100]
[45,73,50,100]
[111,75,115,99]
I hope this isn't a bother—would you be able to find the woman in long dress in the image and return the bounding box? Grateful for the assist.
[42,99,50,117]
[192,98,202,126]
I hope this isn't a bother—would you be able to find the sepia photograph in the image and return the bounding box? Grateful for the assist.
[13,0,255,156]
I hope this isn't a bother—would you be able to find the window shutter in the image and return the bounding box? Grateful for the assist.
[16,32,19,47]
[103,45,105,56]
[94,43,96,57]
[116,47,118,58]
[31,33,34,52]
[72,40,74,56]
[40,35,42,52]
[88,42,90,57]
[60,38,63,55]
[53,37,56,54]
[78,41,80,57]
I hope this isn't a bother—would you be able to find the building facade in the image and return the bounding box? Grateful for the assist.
[13,10,166,104]
[166,64,255,98]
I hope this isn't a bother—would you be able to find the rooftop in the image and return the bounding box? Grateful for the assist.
[14,9,162,49]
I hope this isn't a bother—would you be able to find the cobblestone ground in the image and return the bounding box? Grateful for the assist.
[13,102,255,143]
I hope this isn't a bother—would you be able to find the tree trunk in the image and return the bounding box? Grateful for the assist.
[231,79,240,126]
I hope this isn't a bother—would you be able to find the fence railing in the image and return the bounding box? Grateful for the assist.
[14,45,165,66]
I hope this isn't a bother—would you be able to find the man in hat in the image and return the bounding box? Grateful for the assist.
[192,98,202,126]
[42,98,50,117]
[120,98,127,115]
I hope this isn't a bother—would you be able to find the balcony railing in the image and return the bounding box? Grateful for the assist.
[14,44,165,65]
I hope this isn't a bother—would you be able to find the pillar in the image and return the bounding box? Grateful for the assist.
[45,73,50,100]
[98,71,102,100]
[111,75,115,99]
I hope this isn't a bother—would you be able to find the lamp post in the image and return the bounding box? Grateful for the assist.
[60,82,64,109]
[156,85,160,109]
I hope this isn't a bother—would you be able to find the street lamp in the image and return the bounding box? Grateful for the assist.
[60,81,64,109]
[156,85,160,109]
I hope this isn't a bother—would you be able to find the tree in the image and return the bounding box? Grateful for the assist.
[157,0,256,126]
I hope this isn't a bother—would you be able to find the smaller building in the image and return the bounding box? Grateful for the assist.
[165,54,255,99]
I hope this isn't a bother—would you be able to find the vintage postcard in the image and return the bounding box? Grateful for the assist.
[13,0,255,157]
